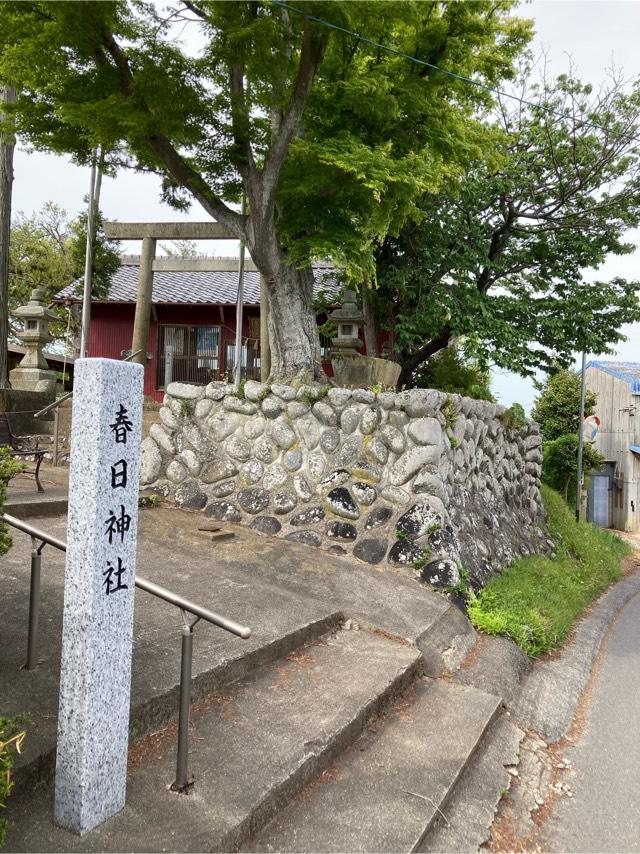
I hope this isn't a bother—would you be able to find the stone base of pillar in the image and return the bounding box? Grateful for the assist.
[9,366,58,397]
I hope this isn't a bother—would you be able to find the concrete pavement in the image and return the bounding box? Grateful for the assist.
[541,586,640,853]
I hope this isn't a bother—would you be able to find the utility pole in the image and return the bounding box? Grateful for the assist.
[576,350,587,521]
[0,84,16,388]
[79,149,103,358]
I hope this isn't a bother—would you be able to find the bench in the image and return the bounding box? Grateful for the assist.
[0,412,45,493]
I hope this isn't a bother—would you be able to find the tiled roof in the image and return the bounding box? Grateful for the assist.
[587,360,640,393]
[55,260,341,306]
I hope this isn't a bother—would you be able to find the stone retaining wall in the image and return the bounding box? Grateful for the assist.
[141,380,549,588]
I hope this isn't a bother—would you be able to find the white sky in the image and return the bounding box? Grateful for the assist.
[10,0,640,409]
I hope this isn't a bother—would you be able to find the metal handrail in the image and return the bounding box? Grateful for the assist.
[33,348,145,419]
[2,512,251,792]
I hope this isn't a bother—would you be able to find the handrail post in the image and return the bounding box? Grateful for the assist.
[52,407,59,467]
[172,622,194,793]
[26,537,42,670]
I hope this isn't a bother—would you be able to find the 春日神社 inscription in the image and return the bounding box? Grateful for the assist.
[54,358,143,835]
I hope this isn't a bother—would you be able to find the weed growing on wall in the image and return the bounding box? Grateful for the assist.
[0,714,27,847]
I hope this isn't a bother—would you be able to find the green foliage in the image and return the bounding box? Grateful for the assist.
[498,402,527,433]
[8,203,119,341]
[0,449,23,557]
[468,485,630,657]
[532,369,597,442]
[234,378,247,400]
[179,399,192,417]
[543,433,605,503]
[0,715,27,847]
[413,346,494,400]
[373,71,640,381]
[0,1,531,280]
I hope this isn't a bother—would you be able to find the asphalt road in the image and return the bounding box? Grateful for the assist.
[542,585,640,853]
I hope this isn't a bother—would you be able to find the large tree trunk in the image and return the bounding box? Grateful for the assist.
[262,261,324,383]
[362,283,378,358]
[0,85,16,389]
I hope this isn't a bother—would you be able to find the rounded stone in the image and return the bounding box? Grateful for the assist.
[293,475,313,502]
[175,480,207,509]
[379,424,406,454]
[159,406,179,430]
[364,506,394,530]
[204,501,242,522]
[380,486,412,506]
[339,406,361,434]
[271,421,296,450]
[407,417,443,446]
[285,530,322,547]
[166,459,187,483]
[200,459,239,484]
[194,398,213,420]
[166,381,204,400]
[226,436,251,462]
[299,416,321,450]
[254,438,277,464]
[318,469,350,492]
[360,406,380,435]
[396,502,443,539]
[327,545,347,556]
[312,401,338,427]
[389,446,442,486]
[140,437,162,485]
[287,401,310,419]
[209,479,236,498]
[388,539,423,565]
[291,507,325,526]
[352,388,375,404]
[352,482,377,506]
[205,381,233,400]
[149,423,174,455]
[327,388,352,410]
[263,463,288,491]
[325,487,359,520]
[420,558,460,588]
[273,492,298,514]
[320,429,341,454]
[352,538,387,564]
[377,392,396,410]
[179,448,201,476]
[240,459,264,484]
[250,516,282,535]
[244,417,266,440]
[237,488,270,514]
[261,395,284,419]
[223,396,258,415]
[428,524,458,556]
[326,521,357,540]
[283,447,303,472]
[243,380,269,401]
[307,452,325,482]
[336,436,363,468]
[365,436,388,465]
[271,383,297,401]
[209,413,241,442]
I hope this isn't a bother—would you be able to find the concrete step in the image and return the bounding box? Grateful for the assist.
[417,713,524,853]
[252,678,501,853]
[4,626,422,853]
[4,489,68,518]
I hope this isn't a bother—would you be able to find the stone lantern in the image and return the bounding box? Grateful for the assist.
[10,288,59,395]
[328,289,364,357]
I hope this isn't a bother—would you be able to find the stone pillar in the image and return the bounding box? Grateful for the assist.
[131,236,156,367]
[54,358,144,835]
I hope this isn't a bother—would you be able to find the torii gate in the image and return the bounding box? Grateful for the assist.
[101,221,270,381]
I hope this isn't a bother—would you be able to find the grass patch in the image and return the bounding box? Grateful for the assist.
[468,485,632,658]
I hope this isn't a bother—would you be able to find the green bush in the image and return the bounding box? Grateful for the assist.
[468,485,631,657]
[0,448,24,557]
[0,715,27,848]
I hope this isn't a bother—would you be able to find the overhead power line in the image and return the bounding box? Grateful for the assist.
[271,0,640,144]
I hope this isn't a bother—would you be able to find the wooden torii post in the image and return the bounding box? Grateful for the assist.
[102,221,271,381]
